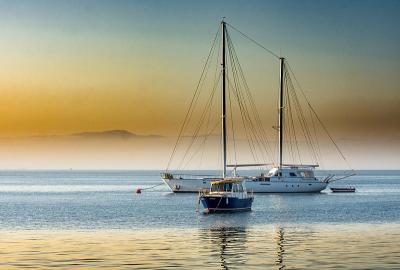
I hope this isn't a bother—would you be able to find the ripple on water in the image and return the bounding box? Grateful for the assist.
[1,224,400,270]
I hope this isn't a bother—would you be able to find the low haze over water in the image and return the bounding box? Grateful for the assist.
[0,170,399,269]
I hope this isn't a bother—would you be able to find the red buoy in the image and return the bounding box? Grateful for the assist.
[136,188,142,194]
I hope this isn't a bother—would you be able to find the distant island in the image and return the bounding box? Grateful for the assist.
[0,130,164,140]
[71,130,163,139]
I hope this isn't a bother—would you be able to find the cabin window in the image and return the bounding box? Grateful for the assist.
[300,171,314,178]
[290,172,297,177]
[304,171,314,178]
[233,183,242,192]
[211,184,222,192]
[224,183,233,191]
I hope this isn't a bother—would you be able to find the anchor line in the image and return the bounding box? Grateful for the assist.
[140,183,164,191]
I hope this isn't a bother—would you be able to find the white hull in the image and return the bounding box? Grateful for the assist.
[162,177,328,193]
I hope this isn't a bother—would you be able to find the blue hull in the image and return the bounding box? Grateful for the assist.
[200,196,253,213]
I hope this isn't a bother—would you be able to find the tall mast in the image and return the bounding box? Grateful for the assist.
[221,20,227,178]
[278,57,285,168]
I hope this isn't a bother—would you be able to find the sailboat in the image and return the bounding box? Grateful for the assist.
[162,20,354,193]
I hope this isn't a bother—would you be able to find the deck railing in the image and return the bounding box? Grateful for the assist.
[161,173,222,180]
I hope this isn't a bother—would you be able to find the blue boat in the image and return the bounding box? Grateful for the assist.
[199,178,254,213]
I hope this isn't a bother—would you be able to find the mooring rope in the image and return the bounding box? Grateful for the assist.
[140,183,164,191]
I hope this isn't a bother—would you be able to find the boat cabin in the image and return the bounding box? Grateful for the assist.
[266,167,315,178]
[209,178,246,194]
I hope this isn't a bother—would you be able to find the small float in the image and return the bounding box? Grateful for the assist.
[330,187,356,193]
[198,177,254,213]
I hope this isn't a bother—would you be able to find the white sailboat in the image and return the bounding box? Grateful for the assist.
[162,20,353,193]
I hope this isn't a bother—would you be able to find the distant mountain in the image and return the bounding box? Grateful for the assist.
[71,130,163,139]
[0,130,164,141]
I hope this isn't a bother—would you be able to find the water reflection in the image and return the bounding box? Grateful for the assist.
[274,226,285,270]
[1,224,399,269]
[201,226,248,270]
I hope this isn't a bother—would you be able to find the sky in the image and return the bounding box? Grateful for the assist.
[0,0,399,169]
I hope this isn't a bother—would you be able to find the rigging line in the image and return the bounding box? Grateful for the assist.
[177,72,221,170]
[309,105,323,165]
[309,106,324,168]
[285,72,306,162]
[227,63,259,163]
[226,58,259,163]
[285,69,316,162]
[289,71,324,166]
[226,31,274,163]
[198,37,222,170]
[177,71,220,170]
[198,82,218,170]
[213,32,222,93]
[286,62,353,170]
[286,70,319,164]
[283,72,292,163]
[185,76,217,171]
[166,26,221,171]
[289,84,302,164]
[283,76,291,162]
[198,45,221,170]
[227,29,274,165]
[235,57,275,163]
[182,119,220,170]
[225,33,259,162]
[180,31,220,155]
[283,86,293,163]
[285,76,302,164]
[225,22,280,59]
[228,77,238,165]
[285,75,298,164]
[228,42,259,161]
[274,72,280,166]
[226,30,275,160]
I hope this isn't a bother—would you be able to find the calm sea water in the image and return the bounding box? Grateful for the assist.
[0,170,399,269]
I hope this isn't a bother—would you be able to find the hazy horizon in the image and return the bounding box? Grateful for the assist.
[0,128,397,170]
[0,0,399,170]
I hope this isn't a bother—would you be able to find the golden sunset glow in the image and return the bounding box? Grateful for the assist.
[0,1,398,169]
[1,225,399,269]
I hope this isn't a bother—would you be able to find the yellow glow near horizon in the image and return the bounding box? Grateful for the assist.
[0,1,398,169]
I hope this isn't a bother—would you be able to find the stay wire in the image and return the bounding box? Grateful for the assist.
[226,30,274,164]
[285,69,319,164]
[228,78,238,165]
[230,43,275,163]
[226,22,280,59]
[178,72,221,170]
[286,62,353,170]
[166,27,221,171]
[227,39,264,163]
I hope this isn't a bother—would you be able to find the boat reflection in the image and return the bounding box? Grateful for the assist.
[201,226,248,269]
[2,224,399,269]
[200,225,289,270]
[274,226,285,270]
